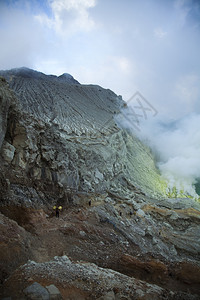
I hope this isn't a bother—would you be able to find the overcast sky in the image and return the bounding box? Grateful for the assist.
[0,0,200,120]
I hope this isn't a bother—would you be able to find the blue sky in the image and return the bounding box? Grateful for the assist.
[0,0,200,119]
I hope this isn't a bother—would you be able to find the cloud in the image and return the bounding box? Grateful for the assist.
[36,0,97,36]
[116,89,200,197]
[132,113,200,197]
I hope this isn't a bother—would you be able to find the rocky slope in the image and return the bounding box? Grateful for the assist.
[0,68,200,299]
[0,67,166,199]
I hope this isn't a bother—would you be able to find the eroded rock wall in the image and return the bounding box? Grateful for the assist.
[0,76,18,149]
[0,68,167,210]
[0,68,200,299]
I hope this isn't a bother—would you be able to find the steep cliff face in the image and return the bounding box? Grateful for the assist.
[1,68,200,299]
[0,76,17,149]
[0,67,166,204]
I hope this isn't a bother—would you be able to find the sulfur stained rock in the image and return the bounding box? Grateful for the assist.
[173,262,200,285]
[119,254,168,284]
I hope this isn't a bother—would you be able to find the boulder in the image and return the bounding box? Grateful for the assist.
[46,284,62,300]
[23,282,49,300]
[1,141,15,163]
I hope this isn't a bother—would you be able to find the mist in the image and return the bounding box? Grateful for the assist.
[117,106,200,198]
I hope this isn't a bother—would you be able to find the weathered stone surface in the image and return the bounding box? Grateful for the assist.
[120,254,168,283]
[1,202,200,298]
[0,68,200,300]
[0,212,31,285]
[97,291,115,300]
[4,257,198,300]
[0,67,167,200]
[23,282,49,299]
[0,76,17,149]
[45,284,62,300]
[1,141,15,163]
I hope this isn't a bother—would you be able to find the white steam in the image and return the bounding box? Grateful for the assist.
[116,109,200,198]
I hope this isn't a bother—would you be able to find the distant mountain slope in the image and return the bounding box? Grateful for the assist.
[0,67,123,135]
[0,67,80,84]
[0,67,167,200]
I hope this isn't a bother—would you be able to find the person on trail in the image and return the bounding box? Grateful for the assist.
[53,205,62,218]
[88,200,91,206]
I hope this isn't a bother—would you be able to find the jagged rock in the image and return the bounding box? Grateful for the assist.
[0,67,167,199]
[3,257,200,300]
[23,282,49,299]
[136,208,145,217]
[0,212,31,285]
[149,197,200,210]
[1,189,200,298]
[0,76,17,149]
[0,68,200,300]
[97,291,115,300]
[1,141,15,163]
[45,284,62,300]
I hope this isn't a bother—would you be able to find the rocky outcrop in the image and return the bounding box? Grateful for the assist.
[23,282,50,300]
[1,196,200,298]
[0,76,18,149]
[0,68,200,299]
[0,67,167,202]
[0,211,32,284]
[3,256,200,300]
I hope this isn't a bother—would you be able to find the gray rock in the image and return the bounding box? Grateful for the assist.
[0,77,12,149]
[95,168,104,181]
[1,141,15,163]
[53,255,72,264]
[79,230,86,237]
[152,237,159,245]
[23,282,49,300]
[136,208,145,217]
[152,197,200,211]
[170,211,179,220]
[97,291,115,300]
[45,284,62,300]
[1,68,200,300]
[0,68,168,199]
